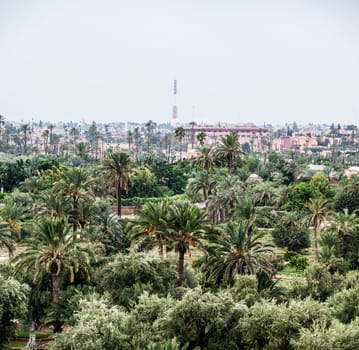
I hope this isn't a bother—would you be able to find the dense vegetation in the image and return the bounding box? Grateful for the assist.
[0,125,358,350]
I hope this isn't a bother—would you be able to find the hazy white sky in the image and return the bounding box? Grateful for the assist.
[1,0,358,125]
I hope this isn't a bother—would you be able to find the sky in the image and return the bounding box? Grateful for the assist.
[0,0,358,126]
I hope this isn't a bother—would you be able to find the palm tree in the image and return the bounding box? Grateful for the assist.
[196,132,207,146]
[307,198,329,259]
[329,208,359,258]
[201,221,274,286]
[133,127,142,164]
[174,126,186,160]
[215,132,244,173]
[167,201,209,285]
[20,124,31,154]
[103,152,134,218]
[14,218,95,331]
[251,181,279,206]
[192,145,215,174]
[130,200,169,257]
[53,167,95,232]
[0,115,5,151]
[36,189,72,220]
[187,171,216,201]
[0,222,15,259]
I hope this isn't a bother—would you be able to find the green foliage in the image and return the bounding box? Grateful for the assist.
[0,274,29,347]
[240,298,331,350]
[288,264,345,301]
[284,182,322,213]
[97,254,178,308]
[54,297,130,350]
[292,318,359,350]
[121,194,187,206]
[158,288,247,349]
[272,213,310,251]
[284,251,308,271]
[334,175,359,214]
[309,173,334,198]
[328,286,359,324]
[144,339,180,350]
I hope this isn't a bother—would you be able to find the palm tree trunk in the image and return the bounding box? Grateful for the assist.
[52,273,60,303]
[117,184,121,218]
[314,226,319,260]
[25,312,36,350]
[178,246,185,286]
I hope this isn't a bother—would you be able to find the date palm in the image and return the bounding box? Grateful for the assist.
[192,145,215,173]
[174,127,186,160]
[196,132,207,146]
[201,220,274,286]
[215,132,244,173]
[307,198,329,259]
[130,200,170,257]
[167,201,209,285]
[53,167,95,232]
[14,218,94,309]
[103,152,134,218]
[187,171,216,201]
[329,208,359,257]
[0,222,15,259]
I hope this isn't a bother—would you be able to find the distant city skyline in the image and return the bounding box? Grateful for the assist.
[1,0,358,125]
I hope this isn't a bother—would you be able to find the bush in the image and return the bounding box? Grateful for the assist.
[272,214,310,252]
[121,194,188,206]
[96,254,178,308]
[0,274,29,346]
[288,264,344,301]
[328,286,359,324]
[240,298,331,350]
[292,318,359,350]
[284,252,309,272]
[158,288,247,350]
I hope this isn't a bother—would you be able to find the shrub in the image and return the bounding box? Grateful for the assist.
[288,264,344,301]
[158,288,247,349]
[292,318,359,350]
[328,286,359,324]
[240,298,331,350]
[96,254,178,308]
[272,214,310,252]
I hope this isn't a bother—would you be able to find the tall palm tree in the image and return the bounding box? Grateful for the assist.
[103,152,134,218]
[133,127,142,164]
[196,132,207,146]
[215,132,244,173]
[187,171,216,201]
[251,181,279,206]
[14,218,94,332]
[174,126,186,160]
[53,167,95,232]
[130,200,169,257]
[201,221,274,286]
[329,208,359,258]
[36,189,71,220]
[307,198,329,259]
[167,201,209,285]
[0,115,5,151]
[20,124,31,154]
[0,222,15,259]
[192,145,215,174]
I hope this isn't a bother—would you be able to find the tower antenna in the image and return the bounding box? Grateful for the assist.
[172,79,178,126]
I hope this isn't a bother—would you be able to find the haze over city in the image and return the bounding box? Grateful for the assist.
[1,0,359,125]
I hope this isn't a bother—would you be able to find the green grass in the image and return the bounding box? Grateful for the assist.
[3,343,24,350]
[279,265,303,277]
[16,331,54,339]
